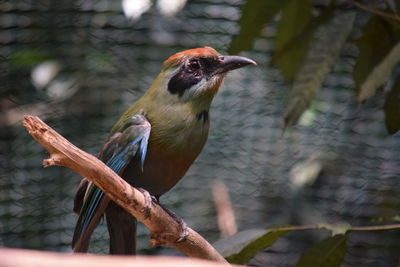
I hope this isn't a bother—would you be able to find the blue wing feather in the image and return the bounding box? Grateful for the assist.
[72,114,151,250]
[139,130,150,169]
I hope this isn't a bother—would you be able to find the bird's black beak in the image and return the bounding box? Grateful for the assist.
[213,55,257,75]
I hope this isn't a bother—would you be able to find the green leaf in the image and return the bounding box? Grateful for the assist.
[284,12,355,128]
[353,16,399,93]
[213,228,290,264]
[358,42,400,102]
[384,75,400,134]
[272,0,313,81]
[296,234,348,267]
[275,0,312,50]
[213,229,267,258]
[229,0,292,54]
[272,6,334,82]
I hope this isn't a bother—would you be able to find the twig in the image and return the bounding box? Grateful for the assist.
[344,0,400,22]
[22,115,227,263]
[269,223,400,232]
[349,224,400,231]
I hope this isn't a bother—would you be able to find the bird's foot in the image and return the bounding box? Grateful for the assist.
[137,188,156,219]
[173,214,189,242]
[137,190,188,242]
[158,204,189,242]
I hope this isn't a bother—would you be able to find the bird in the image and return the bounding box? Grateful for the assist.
[72,46,256,255]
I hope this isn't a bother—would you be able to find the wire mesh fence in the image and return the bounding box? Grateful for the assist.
[1,0,400,266]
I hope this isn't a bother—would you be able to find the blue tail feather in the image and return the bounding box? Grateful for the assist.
[72,114,151,252]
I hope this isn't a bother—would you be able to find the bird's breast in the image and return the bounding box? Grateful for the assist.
[123,106,210,196]
[149,105,210,155]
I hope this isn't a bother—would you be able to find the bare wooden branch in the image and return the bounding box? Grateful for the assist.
[22,115,227,263]
[269,223,400,232]
[343,0,400,23]
[212,180,237,237]
[0,248,237,267]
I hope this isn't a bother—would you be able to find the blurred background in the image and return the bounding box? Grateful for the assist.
[1,0,400,266]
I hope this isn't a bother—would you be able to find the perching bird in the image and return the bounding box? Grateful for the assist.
[72,46,256,254]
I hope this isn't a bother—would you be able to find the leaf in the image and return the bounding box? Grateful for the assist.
[284,12,356,128]
[353,16,399,93]
[272,6,334,82]
[359,35,400,99]
[275,0,312,50]
[296,234,348,267]
[384,75,400,134]
[228,0,292,54]
[213,229,267,258]
[272,0,313,81]
[213,228,290,264]
[358,42,400,102]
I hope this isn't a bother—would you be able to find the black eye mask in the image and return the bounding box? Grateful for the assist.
[167,57,220,97]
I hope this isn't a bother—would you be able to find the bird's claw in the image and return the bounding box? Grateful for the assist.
[159,205,189,242]
[137,189,189,242]
[175,218,189,242]
[137,188,153,219]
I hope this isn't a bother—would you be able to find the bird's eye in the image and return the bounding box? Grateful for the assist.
[188,60,201,72]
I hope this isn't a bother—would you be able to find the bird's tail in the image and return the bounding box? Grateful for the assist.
[72,186,110,253]
[106,201,137,255]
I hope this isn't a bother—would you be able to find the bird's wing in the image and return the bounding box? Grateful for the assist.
[72,113,151,252]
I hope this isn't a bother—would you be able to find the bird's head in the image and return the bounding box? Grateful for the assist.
[152,47,256,106]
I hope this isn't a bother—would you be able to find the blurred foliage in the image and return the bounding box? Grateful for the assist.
[284,11,355,127]
[215,223,400,266]
[230,0,400,134]
[353,15,399,93]
[358,41,400,101]
[295,234,348,267]
[9,49,52,67]
[272,0,317,81]
[229,0,292,53]
[214,228,290,264]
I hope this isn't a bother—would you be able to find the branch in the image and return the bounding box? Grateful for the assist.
[22,115,227,263]
[343,0,400,23]
[212,180,237,237]
[0,248,236,267]
[269,223,400,232]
